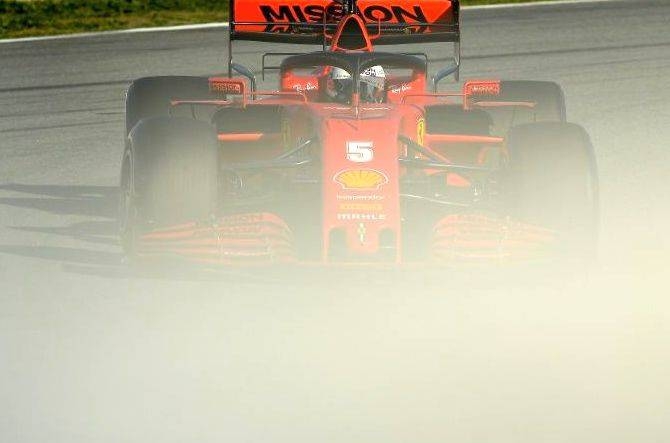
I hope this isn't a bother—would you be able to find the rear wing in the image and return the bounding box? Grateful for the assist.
[227,0,461,76]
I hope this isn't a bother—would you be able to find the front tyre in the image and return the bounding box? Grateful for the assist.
[502,122,599,259]
[119,117,219,255]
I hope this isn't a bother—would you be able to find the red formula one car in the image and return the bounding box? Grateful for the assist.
[119,0,598,265]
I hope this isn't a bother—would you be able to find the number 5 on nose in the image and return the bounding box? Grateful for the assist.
[346,141,374,162]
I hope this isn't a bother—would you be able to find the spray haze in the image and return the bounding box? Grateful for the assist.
[1,1,669,442]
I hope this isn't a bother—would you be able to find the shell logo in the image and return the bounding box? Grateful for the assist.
[334,169,389,190]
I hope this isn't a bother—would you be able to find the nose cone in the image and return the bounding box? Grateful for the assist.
[320,115,402,262]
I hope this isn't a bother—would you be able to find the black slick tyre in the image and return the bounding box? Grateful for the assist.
[125,76,213,137]
[502,122,599,259]
[476,81,566,135]
[119,117,219,255]
[496,81,566,122]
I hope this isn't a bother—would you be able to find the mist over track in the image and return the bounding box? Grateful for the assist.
[1,1,669,442]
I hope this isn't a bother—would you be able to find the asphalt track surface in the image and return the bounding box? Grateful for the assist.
[1,1,669,442]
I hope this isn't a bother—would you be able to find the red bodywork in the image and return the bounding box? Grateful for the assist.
[136,4,556,265]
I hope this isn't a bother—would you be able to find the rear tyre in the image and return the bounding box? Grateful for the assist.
[125,76,213,136]
[498,81,566,121]
[502,122,599,259]
[476,81,566,135]
[119,117,219,255]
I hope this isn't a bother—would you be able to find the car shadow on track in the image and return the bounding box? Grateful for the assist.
[0,183,124,271]
[0,183,321,283]
[0,245,120,266]
[0,183,594,288]
[0,183,118,217]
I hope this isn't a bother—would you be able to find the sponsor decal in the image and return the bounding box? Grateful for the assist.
[334,195,388,224]
[346,141,374,163]
[324,106,392,111]
[291,82,317,92]
[338,202,384,211]
[337,194,384,201]
[390,83,412,94]
[255,5,439,32]
[209,78,244,94]
[334,169,389,190]
[337,213,387,221]
[463,81,501,96]
[417,117,426,146]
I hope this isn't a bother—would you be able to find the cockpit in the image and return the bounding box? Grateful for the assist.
[279,52,427,104]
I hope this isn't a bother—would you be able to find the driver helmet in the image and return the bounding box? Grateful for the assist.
[326,67,353,104]
[359,65,386,103]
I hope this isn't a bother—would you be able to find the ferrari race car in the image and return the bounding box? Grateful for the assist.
[119,0,599,265]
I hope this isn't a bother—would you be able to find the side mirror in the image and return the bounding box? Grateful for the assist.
[431,59,460,92]
[231,62,257,93]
